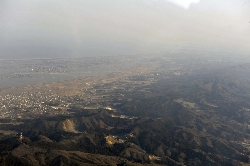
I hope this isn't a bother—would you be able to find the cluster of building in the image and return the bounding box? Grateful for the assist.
[0,68,167,120]
[0,91,68,118]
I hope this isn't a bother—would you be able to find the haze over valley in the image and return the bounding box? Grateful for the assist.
[1,0,250,165]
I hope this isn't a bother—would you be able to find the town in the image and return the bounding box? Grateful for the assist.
[0,55,233,121]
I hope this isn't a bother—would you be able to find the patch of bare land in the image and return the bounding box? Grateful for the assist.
[174,99,199,111]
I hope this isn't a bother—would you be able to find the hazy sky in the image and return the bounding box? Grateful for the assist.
[1,0,249,59]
